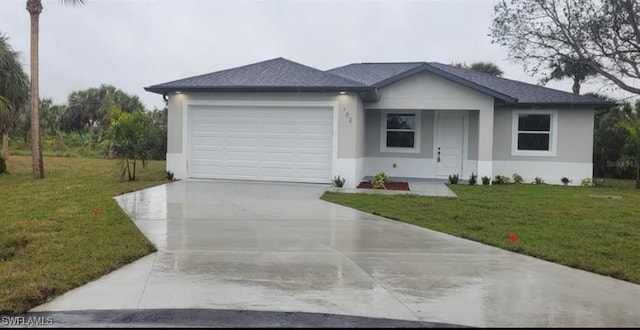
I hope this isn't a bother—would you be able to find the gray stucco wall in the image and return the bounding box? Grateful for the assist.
[468,111,479,160]
[167,94,184,153]
[365,109,434,158]
[365,109,479,161]
[493,108,594,162]
[166,91,362,159]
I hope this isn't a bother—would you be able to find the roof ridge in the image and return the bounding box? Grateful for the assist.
[358,61,426,65]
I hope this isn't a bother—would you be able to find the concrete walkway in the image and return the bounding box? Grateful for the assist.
[32,180,640,327]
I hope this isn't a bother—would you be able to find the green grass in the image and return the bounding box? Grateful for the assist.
[0,155,167,314]
[594,177,638,189]
[322,183,640,284]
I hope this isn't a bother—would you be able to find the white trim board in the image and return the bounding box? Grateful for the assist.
[379,110,422,154]
[511,109,558,157]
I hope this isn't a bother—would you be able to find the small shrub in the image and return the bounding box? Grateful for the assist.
[166,171,175,181]
[493,175,510,185]
[533,177,545,184]
[448,174,460,184]
[512,173,524,184]
[561,177,572,186]
[0,157,6,174]
[581,178,594,187]
[332,175,346,187]
[469,172,477,186]
[372,172,389,189]
[481,176,491,185]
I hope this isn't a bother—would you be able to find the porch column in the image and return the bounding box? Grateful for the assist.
[477,105,494,181]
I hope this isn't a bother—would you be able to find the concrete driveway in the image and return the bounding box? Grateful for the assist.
[33,180,640,327]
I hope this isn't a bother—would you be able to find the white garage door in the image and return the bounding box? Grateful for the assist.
[189,106,333,183]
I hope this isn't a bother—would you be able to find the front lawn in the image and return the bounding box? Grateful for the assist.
[0,156,167,314]
[322,183,640,284]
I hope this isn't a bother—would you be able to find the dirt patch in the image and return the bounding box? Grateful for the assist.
[356,181,410,191]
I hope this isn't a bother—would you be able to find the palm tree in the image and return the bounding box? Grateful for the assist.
[26,0,85,179]
[0,33,29,160]
[542,57,597,95]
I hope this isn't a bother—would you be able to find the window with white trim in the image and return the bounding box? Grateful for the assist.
[381,112,420,153]
[512,110,557,156]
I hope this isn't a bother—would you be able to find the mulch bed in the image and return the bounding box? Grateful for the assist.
[356,181,410,191]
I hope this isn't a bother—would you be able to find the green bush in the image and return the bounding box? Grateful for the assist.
[481,176,491,185]
[533,177,545,184]
[166,171,176,181]
[581,178,594,187]
[372,172,389,189]
[469,172,477,186]
[493,175,511,185]
[512,173,524,184]
[332,175,346,187]
[448,174,459,184]
[0,157,6,174]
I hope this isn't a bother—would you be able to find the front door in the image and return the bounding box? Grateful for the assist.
[436,111,464,177]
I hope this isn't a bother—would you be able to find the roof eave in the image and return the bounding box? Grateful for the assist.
[144,86,372,94]
[496,101,618,109]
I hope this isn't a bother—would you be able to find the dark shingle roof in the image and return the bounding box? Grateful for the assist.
[145,58,369,94]
[329,61,613,107]
[146,57,615,107]
[427,62,610,106]
[327,63,424,86]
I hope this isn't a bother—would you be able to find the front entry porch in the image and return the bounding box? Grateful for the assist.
[363,109,487,181]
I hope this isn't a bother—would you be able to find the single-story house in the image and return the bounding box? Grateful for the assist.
[145,57,614,187]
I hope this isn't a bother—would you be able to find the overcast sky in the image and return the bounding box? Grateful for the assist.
[0,0,633,110]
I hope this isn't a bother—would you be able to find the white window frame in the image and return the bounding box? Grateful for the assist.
[380,110,421,153]
[511,110,558,157]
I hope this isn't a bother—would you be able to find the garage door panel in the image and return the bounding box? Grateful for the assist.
[297,154,332,163]
[189,106,332,183]
[298,169,332,180]
[225,166,260,177]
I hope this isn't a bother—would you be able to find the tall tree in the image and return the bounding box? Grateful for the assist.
[26,0,85,179]
[469,62,504,76]
[65,84,145,146]
[490,0,640,95]
[0,33,29,160]
[541,57,598,95]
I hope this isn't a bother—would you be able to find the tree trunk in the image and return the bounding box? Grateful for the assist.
[2,132,9,160]
[96,126,103,145]
[88,120,94,146]
[120,159,127,182]
[28,1,44,179]
[108,140,115,159]
[572,78,581,95]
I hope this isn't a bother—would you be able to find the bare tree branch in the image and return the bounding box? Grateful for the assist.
[490,0,640,96]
